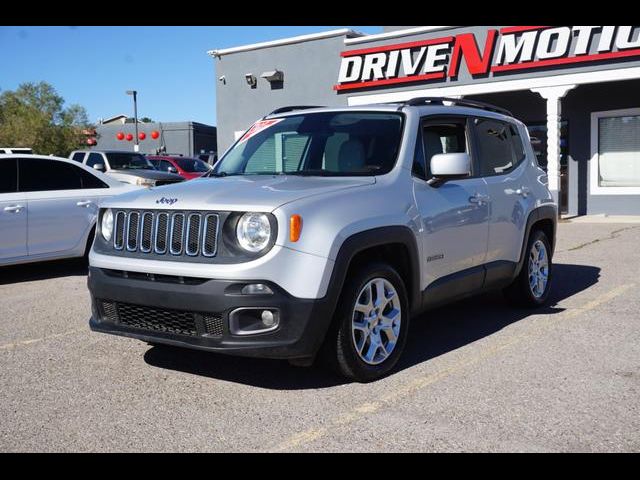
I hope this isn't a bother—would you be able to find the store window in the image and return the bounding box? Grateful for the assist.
[598,115,640,187]
[591,108,640,195]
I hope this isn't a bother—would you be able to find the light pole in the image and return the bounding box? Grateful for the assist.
[126,90,139,152]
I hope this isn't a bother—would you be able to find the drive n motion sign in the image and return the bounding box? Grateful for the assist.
[334,26,640,92]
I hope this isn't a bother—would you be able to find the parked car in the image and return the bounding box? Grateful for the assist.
[1,147,33,155]
[69,150,184,187]
[87,98,556,382]
[0,154,139,266]
[147,155,212,180]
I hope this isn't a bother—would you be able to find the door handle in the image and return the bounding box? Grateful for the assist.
[76,200,93,207]
[3,205,24,213]
[469,194,490,205]
[515,187,530,197]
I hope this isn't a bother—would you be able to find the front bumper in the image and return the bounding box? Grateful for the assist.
[88,266,335,360]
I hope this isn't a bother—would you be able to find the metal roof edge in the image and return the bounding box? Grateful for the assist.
[207,28,365,58]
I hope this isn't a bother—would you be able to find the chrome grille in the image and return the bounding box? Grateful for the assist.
[111,210,219,259]
[170,213,185,255]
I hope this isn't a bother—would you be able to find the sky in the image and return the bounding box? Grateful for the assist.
[0,26,382,127]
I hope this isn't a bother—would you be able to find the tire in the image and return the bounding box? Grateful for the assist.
[503,229,552,307]
[323,262,410,383]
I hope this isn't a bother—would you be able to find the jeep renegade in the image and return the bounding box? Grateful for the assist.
[88,98,556,382]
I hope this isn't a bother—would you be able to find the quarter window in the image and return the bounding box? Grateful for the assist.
[77,166,108,189]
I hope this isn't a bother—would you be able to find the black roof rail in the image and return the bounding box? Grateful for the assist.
[400,97,513,117]
[267,105,325,116]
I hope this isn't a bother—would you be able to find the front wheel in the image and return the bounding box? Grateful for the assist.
[503,230,552,307]
[324,263,409,382]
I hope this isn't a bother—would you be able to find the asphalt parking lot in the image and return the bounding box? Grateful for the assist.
[1,222,639,452]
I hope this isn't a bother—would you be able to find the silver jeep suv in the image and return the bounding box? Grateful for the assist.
[88,98,556,382]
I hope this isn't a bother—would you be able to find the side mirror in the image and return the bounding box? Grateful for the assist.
[93,163,106,172]
[167,166,178,173]
[428,153,471,187]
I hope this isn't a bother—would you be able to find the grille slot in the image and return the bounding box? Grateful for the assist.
[202,214,219,257]
[114,211,126,250]
[140,212,153,253]
[170,213,185,255]
[126,212,140,251]
[204,315,224,336]
[186,213,201,256]
[154,212,169,254]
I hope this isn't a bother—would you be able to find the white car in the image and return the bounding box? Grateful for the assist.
[0,154,139,266]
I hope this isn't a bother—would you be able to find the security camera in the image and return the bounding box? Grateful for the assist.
[218,75,226,84]
[244,73,257,87]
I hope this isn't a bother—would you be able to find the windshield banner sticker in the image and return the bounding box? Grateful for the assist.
[238,119,284,144]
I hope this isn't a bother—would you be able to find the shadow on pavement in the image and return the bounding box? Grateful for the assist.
[0,258,88,285]
[143,262,600,390]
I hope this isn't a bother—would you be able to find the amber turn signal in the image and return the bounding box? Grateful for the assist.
[289,214,302,242]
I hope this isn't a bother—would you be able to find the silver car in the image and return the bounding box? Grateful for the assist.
[0,154,139,266]
[69,150,184,187]
[88,98,557,382]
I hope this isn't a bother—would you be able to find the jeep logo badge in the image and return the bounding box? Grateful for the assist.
[156,197,178,205]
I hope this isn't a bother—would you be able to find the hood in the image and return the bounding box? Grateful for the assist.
[109,169,184,181]
[102,174,376,211]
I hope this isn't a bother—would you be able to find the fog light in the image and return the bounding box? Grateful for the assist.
[229,308,280,335]
[261,310,275,327]
[241,283,273,295]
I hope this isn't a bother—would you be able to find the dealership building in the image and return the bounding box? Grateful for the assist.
[209,26,640,216]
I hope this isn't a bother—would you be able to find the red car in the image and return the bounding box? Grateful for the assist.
[147,155,211,180]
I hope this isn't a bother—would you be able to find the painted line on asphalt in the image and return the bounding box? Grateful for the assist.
[269,282,635,452]
[0,328,85,351]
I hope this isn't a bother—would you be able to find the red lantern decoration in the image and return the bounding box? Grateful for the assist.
[138,132,146,141]
[125,133,134,141]
[151,130,159,139]
[116,132,125,140]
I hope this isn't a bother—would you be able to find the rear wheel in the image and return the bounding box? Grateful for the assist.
[503,230,552,307]
[324,263,409,382]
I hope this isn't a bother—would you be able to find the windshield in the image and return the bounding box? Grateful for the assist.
[175,157,211,172]
[106,152,154,170]
[212,111,404,177]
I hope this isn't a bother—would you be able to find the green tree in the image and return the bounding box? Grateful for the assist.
[0,81,92,156]
[139,116,153,123]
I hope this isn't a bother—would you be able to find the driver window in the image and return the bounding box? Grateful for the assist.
[418,122,468,179]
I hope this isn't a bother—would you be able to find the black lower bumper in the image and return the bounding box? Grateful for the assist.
[87,267,335,360]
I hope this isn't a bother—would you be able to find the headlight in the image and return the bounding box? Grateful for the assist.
[101,209,114,242]
[236,212,271,253]
[136,178,155,187]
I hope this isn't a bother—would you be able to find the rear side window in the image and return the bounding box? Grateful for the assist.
[71,152,86,163]
[78,167,108,189]
[0,158,18,193]
[474,118,519,176]
[86,152,104,168]
[18,158,82,192]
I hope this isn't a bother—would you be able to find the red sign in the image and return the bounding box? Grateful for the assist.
[335,26,640,92]
[238,119,284,144]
